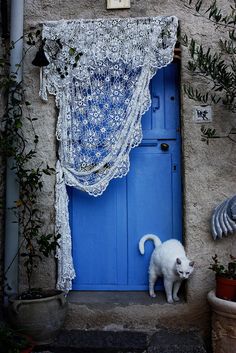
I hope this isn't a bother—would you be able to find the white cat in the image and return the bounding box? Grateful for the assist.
[139,234,194,304]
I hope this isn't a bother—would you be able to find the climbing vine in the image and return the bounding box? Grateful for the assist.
[0,31,60,297]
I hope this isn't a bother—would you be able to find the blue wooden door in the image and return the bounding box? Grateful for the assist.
[69,62,182,290]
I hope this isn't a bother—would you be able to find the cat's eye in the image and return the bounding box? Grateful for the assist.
[179,271,183,274]
[186,272,190,275]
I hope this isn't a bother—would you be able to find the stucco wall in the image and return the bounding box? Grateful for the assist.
[23,0,236,337]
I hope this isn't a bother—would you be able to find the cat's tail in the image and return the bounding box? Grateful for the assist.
[139,234,162,255]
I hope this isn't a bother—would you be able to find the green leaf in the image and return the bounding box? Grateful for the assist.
[75,54,81,63]
[69,47,76,56]
[195,0,203,12]
[15,120,22,128]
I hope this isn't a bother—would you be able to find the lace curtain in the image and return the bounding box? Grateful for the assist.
[40,16,178,291]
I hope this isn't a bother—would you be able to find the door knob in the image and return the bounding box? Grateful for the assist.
[160,143,169,151]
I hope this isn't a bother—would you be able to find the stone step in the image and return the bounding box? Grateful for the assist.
[34,329,208,353]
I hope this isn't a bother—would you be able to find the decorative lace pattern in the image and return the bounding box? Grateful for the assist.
[55,161,76,291]
[41,16,178,291]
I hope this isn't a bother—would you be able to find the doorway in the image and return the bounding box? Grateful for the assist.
[68,62,182,291]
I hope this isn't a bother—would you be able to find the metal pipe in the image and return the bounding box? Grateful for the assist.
[4,0,24,298]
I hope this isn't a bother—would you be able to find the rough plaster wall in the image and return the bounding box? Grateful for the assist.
[23,0,236,336]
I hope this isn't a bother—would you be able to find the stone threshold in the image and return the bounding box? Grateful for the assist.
[68,290,185,307]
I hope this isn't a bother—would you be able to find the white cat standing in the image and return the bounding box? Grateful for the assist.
[139,234,194,304]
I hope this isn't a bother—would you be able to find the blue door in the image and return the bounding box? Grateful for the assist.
[69,62,182,290]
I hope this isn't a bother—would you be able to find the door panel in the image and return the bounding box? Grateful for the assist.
[70,62,182,291]
[127,148,173,288]
[70,178,127,289]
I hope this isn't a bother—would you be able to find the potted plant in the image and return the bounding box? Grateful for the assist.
[208,255,236,353]
[0,32,67,345]
[0,325,35,353]
[209,254,236,301]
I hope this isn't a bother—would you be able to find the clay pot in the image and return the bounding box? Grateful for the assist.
[216,276,236,301]
[8,290,67,345]
[208,290,236,353]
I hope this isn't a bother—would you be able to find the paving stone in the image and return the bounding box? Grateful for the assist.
[147,330,207,353]
[33,329,208,353]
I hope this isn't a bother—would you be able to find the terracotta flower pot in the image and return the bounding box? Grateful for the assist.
[20,336,34,353]
[21,346,34,353]
[21,347,33,353]
[216,276,236,301]
[0,331,34,353]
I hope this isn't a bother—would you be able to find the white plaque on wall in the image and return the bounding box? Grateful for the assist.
[107,0,131,9]
[193,105,212,123]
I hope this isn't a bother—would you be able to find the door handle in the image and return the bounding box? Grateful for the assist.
[160,143,169,151]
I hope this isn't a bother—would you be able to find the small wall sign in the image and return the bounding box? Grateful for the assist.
[107,0,130,9]
[193,105,212,123]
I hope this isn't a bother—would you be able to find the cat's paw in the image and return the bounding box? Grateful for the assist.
[173,296,180,302]
[149,292,156,298]
[167,298,174,304]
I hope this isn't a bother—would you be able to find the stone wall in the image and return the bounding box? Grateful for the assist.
[23,0,236,338]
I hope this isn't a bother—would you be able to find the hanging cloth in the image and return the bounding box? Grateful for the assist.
[40,16,178,291]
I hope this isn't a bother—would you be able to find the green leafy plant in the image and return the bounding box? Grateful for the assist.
[209,254,236,279]
[180,0,236,143]
[1,29,83,298]
[0,31,60,298]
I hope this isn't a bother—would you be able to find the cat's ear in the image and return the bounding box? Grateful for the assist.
[189,261,194,267]
[176,258,181,264]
